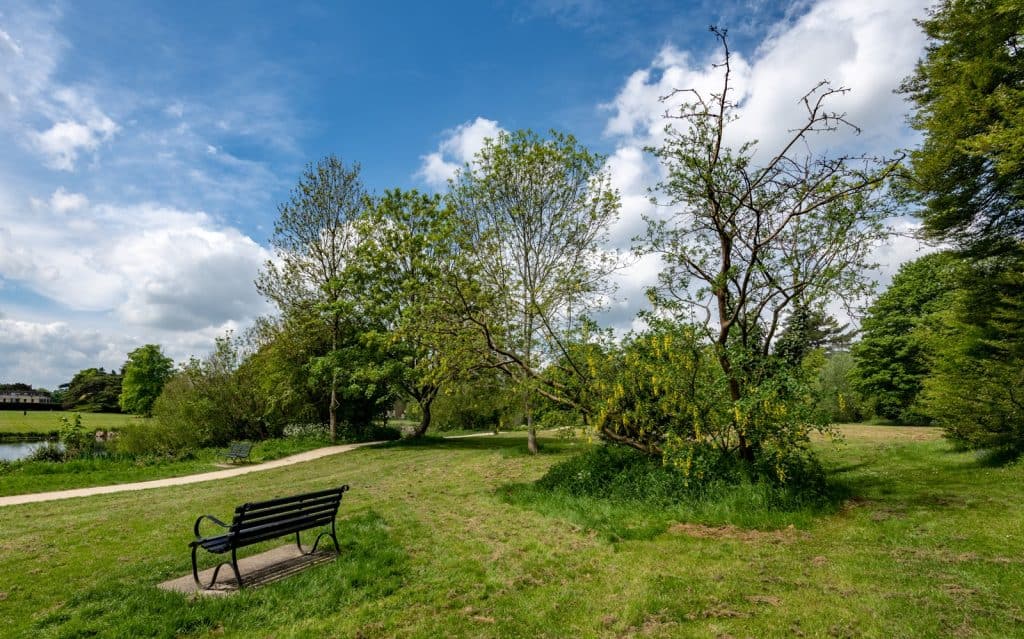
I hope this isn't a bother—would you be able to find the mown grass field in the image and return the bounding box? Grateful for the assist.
[0,410,139,436]
[1,426,1022,638]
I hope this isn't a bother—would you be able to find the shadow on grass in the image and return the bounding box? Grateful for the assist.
[30,510,407,639]
[379,432,579,458]
[500,478,852,543]
[826,461,872,475]
[972,447,1023,468]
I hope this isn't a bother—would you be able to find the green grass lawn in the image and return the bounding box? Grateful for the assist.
[0,410,140,436]
[0,437,331,496]
[1,426,1022,638]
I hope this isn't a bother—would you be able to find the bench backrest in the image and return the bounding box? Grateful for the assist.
[228,486,349,547]
[227,441,252,456]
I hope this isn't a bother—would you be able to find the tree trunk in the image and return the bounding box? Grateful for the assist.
[329,320,339,443]
[717,343,753,463]
[526,401,539,454]
[527,427,539,454]
[329,379,338,443]
[410,395,433,438]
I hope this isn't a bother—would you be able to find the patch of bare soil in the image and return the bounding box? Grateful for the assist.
[668,522,809,543]
[617,612,680,638]
[891,547,1021,564]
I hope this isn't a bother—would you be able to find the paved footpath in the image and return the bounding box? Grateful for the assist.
[0,441,385,508]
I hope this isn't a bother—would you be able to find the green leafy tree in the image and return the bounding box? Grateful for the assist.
[900,0,1024,253]
[244,309,391,440]
[152,333,272,447]
[119,344,174,416]
[256,155,368,442]
[353,189,474,438]
[448,129,622,453]
[639,28,898,468]
[851,252,963,422]
[61,367,122,413]
[922,249,1024,451]
[813,351,863,423]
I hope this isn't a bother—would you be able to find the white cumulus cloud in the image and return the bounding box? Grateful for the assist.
[49,187,89,213]
[417,117,503,188]
[32,114,118,171]
[0,195,272,327]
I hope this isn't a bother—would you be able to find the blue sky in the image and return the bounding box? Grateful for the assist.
[0,0,931,388]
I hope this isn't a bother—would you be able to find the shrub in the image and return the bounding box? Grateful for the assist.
[535,443,829,510]
[59,414,92,459]
[26,442,66,463]
[112,418,200,457]
[577,320,829,489]
[343,422,402,443]
[283,420,400,443]
[283,422,331,440]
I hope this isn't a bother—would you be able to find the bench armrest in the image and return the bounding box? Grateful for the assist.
[193,514,230,539]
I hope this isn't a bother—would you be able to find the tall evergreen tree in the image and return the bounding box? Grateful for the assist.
[851,252,963,422]
[923,248,1024,451]
[901,0,1024,254]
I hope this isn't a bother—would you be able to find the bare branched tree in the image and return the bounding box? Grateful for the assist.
[641,27,902,460]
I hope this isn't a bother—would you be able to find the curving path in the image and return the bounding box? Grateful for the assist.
[0,441,386,508]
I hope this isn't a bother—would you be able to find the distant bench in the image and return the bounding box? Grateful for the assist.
[220,441,253,463]
[189,485,350,589]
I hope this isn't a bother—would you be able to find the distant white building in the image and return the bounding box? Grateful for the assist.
[0,390,56,407]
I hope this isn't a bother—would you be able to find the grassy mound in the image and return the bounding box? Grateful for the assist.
[505,443,844,540]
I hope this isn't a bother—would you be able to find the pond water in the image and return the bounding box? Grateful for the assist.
[0,440,60,462]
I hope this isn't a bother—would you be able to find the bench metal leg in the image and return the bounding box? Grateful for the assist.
[329,519,341,555]
[230,548,243,588]
[295,526,340,556]
[191,547,244,590]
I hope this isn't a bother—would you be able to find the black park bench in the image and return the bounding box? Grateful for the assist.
[220,441,253,463]
[189,485,350,589]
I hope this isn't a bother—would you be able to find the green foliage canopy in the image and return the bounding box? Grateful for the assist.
[922,249,1024,451]
[901,0,1024,253]
[851,252,963,423]
[61,367,122,413]
[119,344,174,416]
